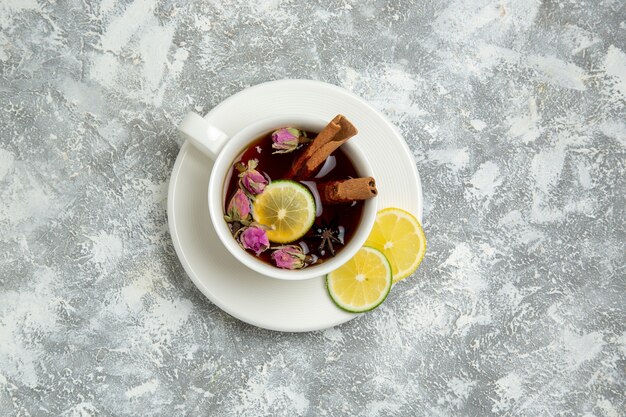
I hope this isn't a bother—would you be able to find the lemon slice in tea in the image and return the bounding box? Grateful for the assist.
[326,246,392,313]
[252,180,316,243]
[365,207,426,282]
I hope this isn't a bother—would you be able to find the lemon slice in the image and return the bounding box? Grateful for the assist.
[365,208,426,282]
[252,180,316,243]
[326,246,392,313]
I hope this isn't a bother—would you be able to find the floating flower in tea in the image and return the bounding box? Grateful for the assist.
[237,159,268,195]
[271,245,307,269]
[271,127,309,154]
[224,188,250,223]
[238,225,270,255]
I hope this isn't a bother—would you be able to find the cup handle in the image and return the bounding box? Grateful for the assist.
[178,111,229,160]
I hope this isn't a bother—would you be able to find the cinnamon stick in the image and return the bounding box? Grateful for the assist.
[318,177,377,205]
[286,114,358,179]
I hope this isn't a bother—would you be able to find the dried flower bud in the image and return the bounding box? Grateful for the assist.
[271,128,307,154]
[225,189,250,223]
[239,159,268,195]
[271,245,307,269]
[239,226,270,255]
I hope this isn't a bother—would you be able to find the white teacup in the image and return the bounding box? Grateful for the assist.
[178,112,377,281]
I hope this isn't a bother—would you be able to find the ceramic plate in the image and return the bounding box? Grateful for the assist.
[167,80,422,332]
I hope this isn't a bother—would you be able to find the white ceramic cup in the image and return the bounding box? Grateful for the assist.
[178,111,377,280]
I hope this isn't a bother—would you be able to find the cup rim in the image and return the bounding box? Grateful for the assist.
[208,115,377,281]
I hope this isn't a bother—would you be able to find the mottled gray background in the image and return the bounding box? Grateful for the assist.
[1,0,625,416]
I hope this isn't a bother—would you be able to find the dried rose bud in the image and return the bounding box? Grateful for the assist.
[239,159,268,195]
[225,188,250,223]
[271,245,307,269]
[239,226,269,255]
[271,128,306,154]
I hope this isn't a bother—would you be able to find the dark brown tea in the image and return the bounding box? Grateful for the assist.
[223,128,364,268]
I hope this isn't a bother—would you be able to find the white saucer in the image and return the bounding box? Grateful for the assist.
[167,80,423,332]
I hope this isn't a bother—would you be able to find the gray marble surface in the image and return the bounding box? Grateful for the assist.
[1,0,625,416]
